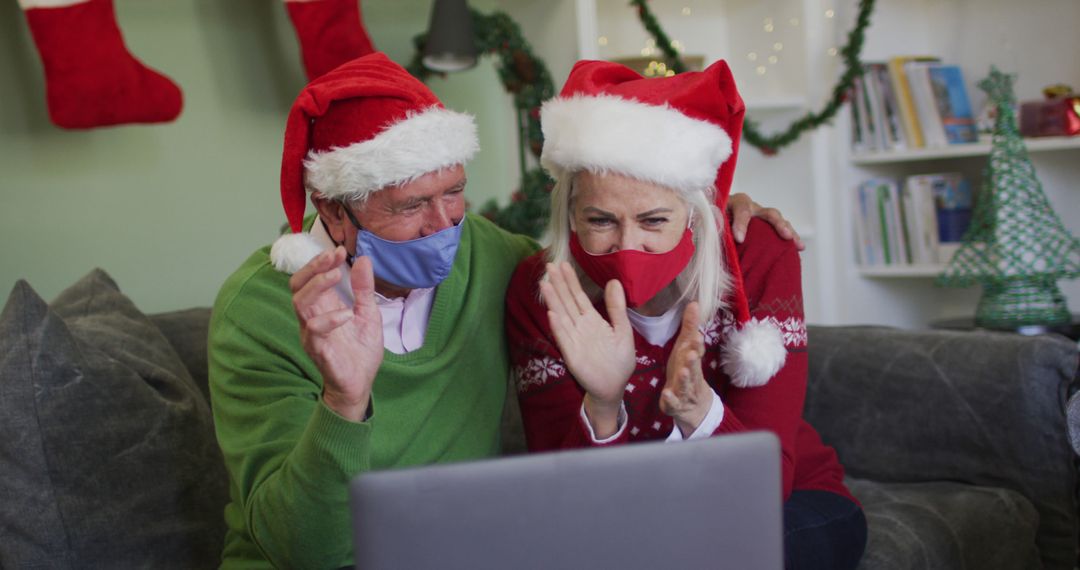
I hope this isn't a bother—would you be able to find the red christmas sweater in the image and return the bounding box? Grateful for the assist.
[506,219,854,502]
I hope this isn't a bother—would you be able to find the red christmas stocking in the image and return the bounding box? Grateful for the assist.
[285,0,376,82]
[22,0,183,129]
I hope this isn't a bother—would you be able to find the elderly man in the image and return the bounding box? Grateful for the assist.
[209,53,799,569]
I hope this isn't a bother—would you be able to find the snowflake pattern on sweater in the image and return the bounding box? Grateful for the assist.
[514,356,567,392]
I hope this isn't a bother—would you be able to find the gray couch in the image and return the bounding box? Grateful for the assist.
[2,270,1078,569]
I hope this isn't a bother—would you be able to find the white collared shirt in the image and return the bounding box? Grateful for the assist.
[375,287,435,354]
[310,217,435,354]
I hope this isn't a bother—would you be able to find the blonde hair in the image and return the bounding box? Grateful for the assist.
[545,169,730,317]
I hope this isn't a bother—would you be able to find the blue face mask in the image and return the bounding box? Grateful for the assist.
[344,209,464,289]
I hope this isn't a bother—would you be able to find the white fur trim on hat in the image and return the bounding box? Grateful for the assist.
[721,318,786,387]
[540,94,732,191]
[303,106,479,200]
[270,232,328,274]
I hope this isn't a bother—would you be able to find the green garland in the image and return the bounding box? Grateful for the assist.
[631,0,876,155]
[408,9,554,238]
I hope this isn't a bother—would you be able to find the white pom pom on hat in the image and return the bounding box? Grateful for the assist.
[721,318,787,387]
[270,232,327,274]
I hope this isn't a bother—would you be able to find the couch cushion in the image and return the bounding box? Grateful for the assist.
[150,307,213,402]
[0,270,228,569]
[805,325,1078,569]
[848,478,1041,570]
[1067,391,1080,457]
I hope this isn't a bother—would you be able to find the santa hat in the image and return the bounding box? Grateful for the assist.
[540,59,785,388]
[270,52,479,273]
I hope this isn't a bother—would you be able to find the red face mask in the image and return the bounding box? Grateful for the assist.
[569,228,696,308]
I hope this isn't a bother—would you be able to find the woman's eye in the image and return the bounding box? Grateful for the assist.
[587,217,614,227]
[642,217,669,227]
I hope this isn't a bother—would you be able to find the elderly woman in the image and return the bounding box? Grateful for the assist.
[506,59,866,570]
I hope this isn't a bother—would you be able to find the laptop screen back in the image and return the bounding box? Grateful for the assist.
[350,431,782,570]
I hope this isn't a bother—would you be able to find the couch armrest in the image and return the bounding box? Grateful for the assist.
[805,325,1078,568]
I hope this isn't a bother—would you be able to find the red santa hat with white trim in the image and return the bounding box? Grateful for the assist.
[539,59,786,388]
[270,52,479,273]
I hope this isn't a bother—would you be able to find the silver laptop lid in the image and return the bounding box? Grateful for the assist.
[351,431,782,570]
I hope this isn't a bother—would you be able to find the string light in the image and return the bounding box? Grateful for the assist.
[825,9,835,18]
[628,0,878,155]
[681,7,691,16]
[645,60,669,77]
[598,36,608,46]
[768,55,779,64]
[790,18,800,27]
[747,52,759,61]
[773,42,783,51]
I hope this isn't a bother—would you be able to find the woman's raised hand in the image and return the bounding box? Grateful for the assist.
[540,262,636,437]
[661,301,714,437]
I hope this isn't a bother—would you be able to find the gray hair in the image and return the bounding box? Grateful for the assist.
[545,170,730,318]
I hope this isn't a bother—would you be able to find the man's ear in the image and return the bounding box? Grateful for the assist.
[310,192,348,242]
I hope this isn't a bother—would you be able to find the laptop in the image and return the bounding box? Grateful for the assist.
[350,431,783,570]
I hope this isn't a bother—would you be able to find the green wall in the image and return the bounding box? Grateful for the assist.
[0,0,517,313]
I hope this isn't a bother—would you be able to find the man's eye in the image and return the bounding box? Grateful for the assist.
[588,217,614,227]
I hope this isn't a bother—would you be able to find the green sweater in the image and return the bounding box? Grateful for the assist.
[209,214,537,569]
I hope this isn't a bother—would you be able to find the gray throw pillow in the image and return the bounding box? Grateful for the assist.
[0,270,228,569]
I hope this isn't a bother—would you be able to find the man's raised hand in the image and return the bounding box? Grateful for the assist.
[290,247,384,422]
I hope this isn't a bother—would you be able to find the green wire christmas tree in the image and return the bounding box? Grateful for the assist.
[937,66,1080,328]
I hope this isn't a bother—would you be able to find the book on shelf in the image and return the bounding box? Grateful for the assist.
[926,172,974,262]
[887,56,939,149]
[867,62,907,151]
[905,60,950,148]
[851,74,877,153]
[852,57,981,153]
[849,79,866,152]
[899,176,939,265]
[927,65,979,144]
[862,69,889,151]
[853,173,974,268]
[850,64,904,153]
[853,178,909,266]
[852,182,875,265]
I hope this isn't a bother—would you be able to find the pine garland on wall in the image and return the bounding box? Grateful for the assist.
[630,0,876,155]
[407,9,555,238]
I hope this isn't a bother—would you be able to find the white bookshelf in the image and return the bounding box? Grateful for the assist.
[852,135,1080,165]
[831,0,1080,329]
[858,265,945,278]
[850,135,1080,281]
